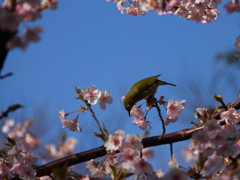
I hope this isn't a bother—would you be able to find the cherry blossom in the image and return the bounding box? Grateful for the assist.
[86,159,107,177]
[117,148,139,169]
[0,10,22,32]
[59,110,82,132]
[168,154,179,169]
[224,0,240,14]
[130,106,151,130]
[104,130,125,151]
[2,119,15,133]
[142,148,154,160]
[45,137,77,159]
[41,0,58,10]
[82,86,101,105]
[165,99,186,125]
[6,36,27,50]
[161,168,189,180]
[98,90,113,110]
[121,134,143,150]
[132,157,153,176]
[220,108,240,125]
[202,119,222,139]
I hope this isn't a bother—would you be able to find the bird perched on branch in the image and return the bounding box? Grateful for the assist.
[123,74,176,116]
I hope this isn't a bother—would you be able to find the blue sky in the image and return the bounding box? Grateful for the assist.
[1,0,240,175]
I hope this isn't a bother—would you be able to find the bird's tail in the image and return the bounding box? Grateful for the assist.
[158,80,176,86]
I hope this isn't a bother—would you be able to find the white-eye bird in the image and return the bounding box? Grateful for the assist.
[124,74,176,116]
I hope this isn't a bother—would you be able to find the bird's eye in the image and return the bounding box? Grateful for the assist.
[126,105,131,110]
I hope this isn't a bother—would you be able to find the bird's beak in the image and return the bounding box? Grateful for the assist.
[128,110,131,117]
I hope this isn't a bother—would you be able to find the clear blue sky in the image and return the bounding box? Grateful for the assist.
[1,0,240,174]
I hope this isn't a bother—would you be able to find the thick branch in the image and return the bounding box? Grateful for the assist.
[0,30,16,74]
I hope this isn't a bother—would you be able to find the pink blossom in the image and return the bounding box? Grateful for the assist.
[185,1,207,15]
[41,0,58,10]
[216,145,237,157]
[122,134,143,150]
[126,6,145,16]
[18,166,36,180]
[167,0,181,10]
[45,137,77,159]
[86,159,107,177]
[209,0,222,8]
[22,133,39,151]
[16,3,41,21]
[0,160,10,176]
[194,107,207,122]
[202,153,223,173]
[117,148,139,169]
[61,119,81,132]
[192,130,210,152]
[165,99,186,125]
[23,26,43,43]
[234,36,240,49]
[98,90,113,110]
[130,106,151,130]
[0,10,22,32]
[161,168,189,180]
[168,154,179,169]
[8,145,24,163]
[82,86,101,105]
[2,0,13,9]
[155,169,165,177]
[133,116,151,130]
[133,157,153,176]
[107,0,120,2]
[142,148,154,160]
[130,106,143,117]
[2,119,15,133]
[224,0,240,14]
[222,124,238,139]
[203,120,222,139]
[209,132,229,150]
[220,108,240,125]
[104,130,124,151]
[181,148,198,162]
[6,36,27,50]
[59,110,82,132]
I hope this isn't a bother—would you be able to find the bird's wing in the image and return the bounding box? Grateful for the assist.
[130,74,161,93]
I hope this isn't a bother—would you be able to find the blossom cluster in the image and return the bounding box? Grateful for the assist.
[180,107,240,178]
[2,119,39,151]
[59,86,113,132]
[0,144,38,180]
[86,130,164,179]
[191,119,238,157]
[86,130,190,179]
[129,99,185,130]
[234,35,240,58]
[108,0,225,23]
[44,137,77,160]
[81,85,113,110]
[0,0,57,50]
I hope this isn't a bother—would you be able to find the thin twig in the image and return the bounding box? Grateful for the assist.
[170,143,173,157]
[74,86,104,135]
[0,72,13,79]
[86,103,105,135]
[155,101,165,140]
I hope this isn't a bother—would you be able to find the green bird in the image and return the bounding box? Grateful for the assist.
[124,74,176,116]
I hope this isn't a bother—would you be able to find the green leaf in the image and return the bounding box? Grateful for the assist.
[196,153,207,173]
[109,164,118,178]
[117,168,135,179]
